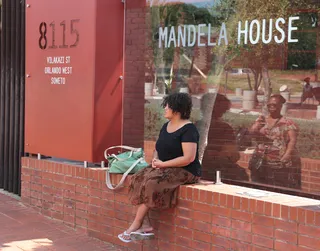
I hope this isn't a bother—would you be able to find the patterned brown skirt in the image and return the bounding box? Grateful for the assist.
[129,166,199,209]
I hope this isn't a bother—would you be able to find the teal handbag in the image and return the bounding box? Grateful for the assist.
[104,146,148,190]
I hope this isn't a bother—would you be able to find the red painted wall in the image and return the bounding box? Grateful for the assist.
[25,0,145,162]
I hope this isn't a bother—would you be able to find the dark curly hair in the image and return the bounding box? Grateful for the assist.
[161,92,193,120]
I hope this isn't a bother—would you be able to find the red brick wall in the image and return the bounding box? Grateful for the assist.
[21,157,320,251]
[123,0,146,148]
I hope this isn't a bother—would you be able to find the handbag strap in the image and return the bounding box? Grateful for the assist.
[104,145,141,161]
[105,157,144,190]
[110,153,133,162]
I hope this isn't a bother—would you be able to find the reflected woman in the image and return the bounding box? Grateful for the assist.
[249,94,301,189]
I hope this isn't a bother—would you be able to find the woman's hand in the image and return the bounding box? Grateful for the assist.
[280,153,291,162]
[151,158,157,168]
[251,115,266,132]
[152,159,166,168]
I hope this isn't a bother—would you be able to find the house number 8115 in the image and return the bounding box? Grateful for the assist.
[39,19,80,50]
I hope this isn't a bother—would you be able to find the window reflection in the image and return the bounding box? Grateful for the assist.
[144,0,320,197]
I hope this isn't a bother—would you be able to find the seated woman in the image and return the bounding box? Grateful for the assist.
[118,92,201,242]
[199,93,249,182]
[248,94,301,189]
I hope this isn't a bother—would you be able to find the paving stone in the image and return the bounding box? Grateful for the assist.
[0,193,122,251]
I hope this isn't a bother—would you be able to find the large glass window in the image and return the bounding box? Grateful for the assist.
[144,0,320,198]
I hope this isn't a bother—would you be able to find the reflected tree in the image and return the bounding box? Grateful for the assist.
[148,0,213,93]
[216,0,319,111]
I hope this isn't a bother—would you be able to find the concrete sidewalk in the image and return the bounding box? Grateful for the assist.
[0,191,123,251]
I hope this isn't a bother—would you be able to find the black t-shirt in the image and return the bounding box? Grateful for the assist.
[155,122,201,177]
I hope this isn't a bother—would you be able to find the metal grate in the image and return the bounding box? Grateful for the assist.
[0,0,26,195]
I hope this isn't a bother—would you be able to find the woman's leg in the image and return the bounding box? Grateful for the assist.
[137,212,153,232]
[118,204,150,242]
[126,204,149,233]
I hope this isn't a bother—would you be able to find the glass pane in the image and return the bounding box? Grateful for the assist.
[293,12,318,30]
[287,52,316,70]
[143,0,320,197]
[288,32,317,51]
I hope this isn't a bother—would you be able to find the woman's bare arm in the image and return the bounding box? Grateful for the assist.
[287,130,297,155]
[281,129,297,161]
